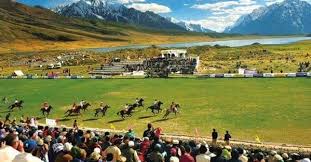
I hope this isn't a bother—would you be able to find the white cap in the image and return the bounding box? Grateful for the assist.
[64,142,73,152]
[128,141,135,147]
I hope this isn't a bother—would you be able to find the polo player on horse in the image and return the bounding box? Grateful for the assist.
[42,102,49,111]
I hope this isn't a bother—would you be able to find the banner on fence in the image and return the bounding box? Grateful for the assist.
[46,118,57,127]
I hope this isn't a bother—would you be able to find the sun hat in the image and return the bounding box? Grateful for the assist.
[89,152,101,161]
[24,139,37,153]
[172,139,179,145]
[64,142,73,152]
[12,153,42,162]
[128,141,135,147]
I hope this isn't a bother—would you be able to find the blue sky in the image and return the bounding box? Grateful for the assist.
[17,0,311,32]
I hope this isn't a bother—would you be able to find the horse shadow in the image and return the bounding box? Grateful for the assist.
[108,119,124,123]
[138,115,154,119]
[83,118,98,122]
[58,118,71,122]
[152,118,170,123]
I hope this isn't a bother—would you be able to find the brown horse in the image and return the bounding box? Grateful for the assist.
[117,106,135,119]
[8,100,24,111]
[94,105,110,117]
[41,105,53,117]
[163,104,180,119]
[65,106,82,116]
[77,103,91,111]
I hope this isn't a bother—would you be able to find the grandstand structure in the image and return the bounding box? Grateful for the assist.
[89,49,199,77]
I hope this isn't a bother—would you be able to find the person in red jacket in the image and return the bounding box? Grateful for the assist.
[180,145,195,162]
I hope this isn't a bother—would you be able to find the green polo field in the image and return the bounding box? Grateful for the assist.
[0,78,310,145]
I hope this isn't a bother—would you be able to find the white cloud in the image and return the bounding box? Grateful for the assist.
[115,0,145,4]
[126,3,171,13]
[190,0,262,32]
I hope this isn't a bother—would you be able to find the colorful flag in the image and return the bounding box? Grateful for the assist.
[255,135,261,143]
[110,124,116,130]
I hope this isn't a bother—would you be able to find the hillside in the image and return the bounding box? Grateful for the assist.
[0,2,213,53]
[226,0,311,35]
[57,0,184,31]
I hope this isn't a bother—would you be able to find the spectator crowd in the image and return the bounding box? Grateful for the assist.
[0,120,310,162]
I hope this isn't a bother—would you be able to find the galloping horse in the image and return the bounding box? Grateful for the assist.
[8,100,24,111]
[78,103,91,111]
[147,101,163,114]
[65,106,82,116]
[41,105,53,117]
[131,98,144,109]
[117,106,135,119]
[94,105,110,117]
[163,104,180,119]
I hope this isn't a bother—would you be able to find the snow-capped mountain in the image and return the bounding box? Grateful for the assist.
[166,17,215,33]
[56,0,184,31]
[225,0,311,35]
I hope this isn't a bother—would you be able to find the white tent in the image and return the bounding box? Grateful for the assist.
[13,70,24,76]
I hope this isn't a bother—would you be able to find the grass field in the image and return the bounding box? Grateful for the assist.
[0,78,310,145]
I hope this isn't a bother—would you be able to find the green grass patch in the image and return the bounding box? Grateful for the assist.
[0,78,310,145]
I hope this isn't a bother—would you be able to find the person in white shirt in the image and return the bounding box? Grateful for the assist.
[196,145,211,162]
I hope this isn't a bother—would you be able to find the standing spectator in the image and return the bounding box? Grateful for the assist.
[237,148,248,162]
[125,129,135,139]
[73,120,78,129]
[224,131,231,145]
[211,147,226,162]
[212,129,218,146]
[143,123,155,140]
[227,149,242,162]
[121,141,140,162]
[196,145,210,162]
[148,144,164,162]
[102,140,123,162]
[170,148,179,162]
[180,145,195,162]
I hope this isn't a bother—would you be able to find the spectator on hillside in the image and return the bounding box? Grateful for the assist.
[180,145,195,162]
[211,147,226,162]
[121,141,140,162]
[227,149,242,162]
[170,147,179,162]
[125,129,135,139]
[212,129,218,146]
[143,123,155,140]
[196,144,211,162]
[148,144,164,162]
[224,131,231,145]
[237,148,248,162]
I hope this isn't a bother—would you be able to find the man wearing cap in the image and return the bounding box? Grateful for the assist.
[121,141,140,162]
[24,130,38,153]
[196,145,210,162]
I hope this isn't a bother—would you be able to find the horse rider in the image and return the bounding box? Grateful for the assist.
[124,104,130,111]
[135,98,140,105]
[14,98,19,105]
[42,102,49,110]
[170,102,177,112]
[153,99,159,107]
[80,100,85,108]
[100,102,105,110]
[72,102,77,110]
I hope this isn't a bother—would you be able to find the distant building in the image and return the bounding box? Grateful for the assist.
[161,49,187,58]
[238,68,257,75]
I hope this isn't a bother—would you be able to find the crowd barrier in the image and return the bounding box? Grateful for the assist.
[0,72,310,79]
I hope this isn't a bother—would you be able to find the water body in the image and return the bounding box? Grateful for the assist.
[89,37,311,53]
